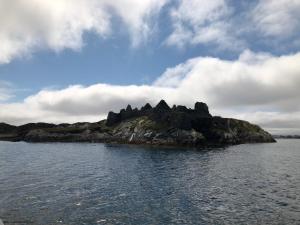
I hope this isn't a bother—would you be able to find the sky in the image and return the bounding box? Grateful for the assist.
[0,0,300,134]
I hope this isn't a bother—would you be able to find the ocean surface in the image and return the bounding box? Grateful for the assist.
[0,140,299,225]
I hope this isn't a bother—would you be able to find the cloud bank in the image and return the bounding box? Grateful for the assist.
[1,50,300,134]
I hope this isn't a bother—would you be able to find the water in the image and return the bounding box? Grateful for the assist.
[0,140,299,225]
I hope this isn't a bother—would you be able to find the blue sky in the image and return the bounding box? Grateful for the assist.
[0,0,300,134]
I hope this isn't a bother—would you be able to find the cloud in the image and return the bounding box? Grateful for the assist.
[155,49,300,112]
[0,0,168,64]
[0,81,14,102]
[252,0,300,39]
[165,0,243,50]
[0,84,174,125]
[1,0,299,63]
[232,111,300,135]
[1,50,300,134]
[166,0,300,51]
[107,0,168,47]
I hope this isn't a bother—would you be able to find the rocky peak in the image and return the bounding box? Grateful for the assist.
[126,104,132,112]
[106,111,120,126]
[106,100,211,126]
[195,102,209,114]
[154,100,170,111]
[174,105,189,112]
[141,103,152,112]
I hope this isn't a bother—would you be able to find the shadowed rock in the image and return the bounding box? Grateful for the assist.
[106,111,120,126]
[174,105,189,113]
[195,102,210,116]
[141,103,152,112]
[154,100,170,111]
[126,104,132,112]
[106,100,212,127]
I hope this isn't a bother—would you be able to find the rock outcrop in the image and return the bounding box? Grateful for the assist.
[106,100,212,130]
[0,100,275,147]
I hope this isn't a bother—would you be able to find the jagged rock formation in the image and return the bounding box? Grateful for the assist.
[107,100,212,130]
[0,100,275,147]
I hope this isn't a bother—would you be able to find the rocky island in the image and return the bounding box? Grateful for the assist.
[0,100,275,147]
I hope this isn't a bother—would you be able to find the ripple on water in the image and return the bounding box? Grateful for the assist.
[0,140,299,224]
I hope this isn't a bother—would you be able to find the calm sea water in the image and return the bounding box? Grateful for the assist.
[0,140,299,225]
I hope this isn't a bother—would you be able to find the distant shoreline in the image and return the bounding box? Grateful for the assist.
[273,135,300,139]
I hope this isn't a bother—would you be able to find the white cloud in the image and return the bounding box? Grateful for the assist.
[156,50,300,110]
[0,81,14,102]
[165,0,243,49]
[1,0,299,62]
[0,0,168,64]
[252,0,300,38]
[1,50,300,134]
[0,84,174,125]
[107,0,168,47]
[166,0,300,50]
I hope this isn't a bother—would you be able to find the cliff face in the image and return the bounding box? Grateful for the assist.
[0,100,275,147]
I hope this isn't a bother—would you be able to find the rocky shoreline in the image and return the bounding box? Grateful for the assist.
[0,100,275,147]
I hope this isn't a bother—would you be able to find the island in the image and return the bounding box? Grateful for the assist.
[0,100,275,147]
[272,135,300,139]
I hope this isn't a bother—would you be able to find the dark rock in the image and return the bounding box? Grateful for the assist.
[120,109,126,115]
[17,122,56,131]
[0,123,17,133]
[120,105,135,121]
[106,111,120,126]
[195,102,211,117]
[141,103,152,112]
[126,104,132,112]
[169,112,192,130]
[150,100,171,123]
[154,100,170,111]
[174,105,190,113]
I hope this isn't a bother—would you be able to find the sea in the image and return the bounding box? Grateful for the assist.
[0,139,299,225]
